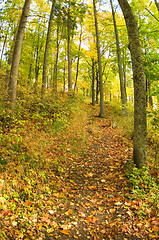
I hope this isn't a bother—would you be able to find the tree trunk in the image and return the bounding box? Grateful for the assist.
[5,26,18,88]
[63,49,67,92]
[8,0,31,111]
[118,0,147,168]
[74,25,83,93]
[67,2,72,92]
[53,24,60,98]
[34,28,41,94]
[41,0,56,100]
[92,58,95,106]
[96,67,99,104]
[93,0,105,117]
[110,0,127,116]
[0,25,10,66]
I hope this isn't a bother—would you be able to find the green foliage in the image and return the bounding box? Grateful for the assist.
[127,164,159,210]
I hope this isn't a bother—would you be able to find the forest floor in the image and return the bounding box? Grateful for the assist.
[0,96,158,240]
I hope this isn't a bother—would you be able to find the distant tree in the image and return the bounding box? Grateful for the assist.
[93,0,105,118]
[74,24,83,93]
[42,0,56,100]
[110,0,127,116]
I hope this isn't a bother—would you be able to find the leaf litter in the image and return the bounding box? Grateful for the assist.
[0,101,158,239]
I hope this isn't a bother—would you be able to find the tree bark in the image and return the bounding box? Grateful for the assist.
[96,67,99,104]
[74,25,83,93]
[93,0,105,117]
[41,0,56,100]
[0,25,10,66]
[53,24,60,98]
[8,0,31,111]
[110,0,127,116]
[118,0,147,168]
[67,1,72,92]
[5,26,18,88]
[92,58,95,106]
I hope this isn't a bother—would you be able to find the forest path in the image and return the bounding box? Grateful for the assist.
[44,105,146,240]
[1,101,157,239]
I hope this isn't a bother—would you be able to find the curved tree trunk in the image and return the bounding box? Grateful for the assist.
[41,0,56,100]
[8,0,31,111]
[110,0,127,116]
[93,0,105,117]
[118,0,147,168]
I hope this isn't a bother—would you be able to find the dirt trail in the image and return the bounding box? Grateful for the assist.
[45,110,151,240]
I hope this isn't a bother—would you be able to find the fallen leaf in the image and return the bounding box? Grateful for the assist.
[60,229,70,235]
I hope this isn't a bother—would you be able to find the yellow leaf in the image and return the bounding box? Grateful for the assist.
[110,208,116,213]
[47,228,54,233]
[65,209,73,215]
[37,223,43,230]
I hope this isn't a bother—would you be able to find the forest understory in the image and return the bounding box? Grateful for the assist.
[0,96,158,240]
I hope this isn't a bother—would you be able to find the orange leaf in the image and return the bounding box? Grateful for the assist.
[60,229,70,235]
[25,200,31,206]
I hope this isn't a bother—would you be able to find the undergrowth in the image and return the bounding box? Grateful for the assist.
[108,101,159,217]
[0,92,90,239]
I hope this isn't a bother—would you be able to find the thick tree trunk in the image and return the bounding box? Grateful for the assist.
[93,0,105,117]
[118,0,147,168]
[41,0,55,100]
[8,0,31,111]
[110,0,127,116]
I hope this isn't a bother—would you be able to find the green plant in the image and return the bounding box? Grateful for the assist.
[127,165,159,208]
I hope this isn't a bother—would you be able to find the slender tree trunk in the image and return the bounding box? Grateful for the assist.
[147,80,153,108]
[53,24,60,98]
[122,49,127,100]
[67,3,72,92]
[92,58,95,106]
[8,0,31,111]
[0,25,10,66]
[5,26,18,88]
[118,0,147,168]
[34,30,41,94]
[93,0,105,117]
[110,0,127,116]
[74,25,83,93]
[34,47,40,94]
[63,50,67,92]
[96,67,99,104]
[41,0,56,100]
